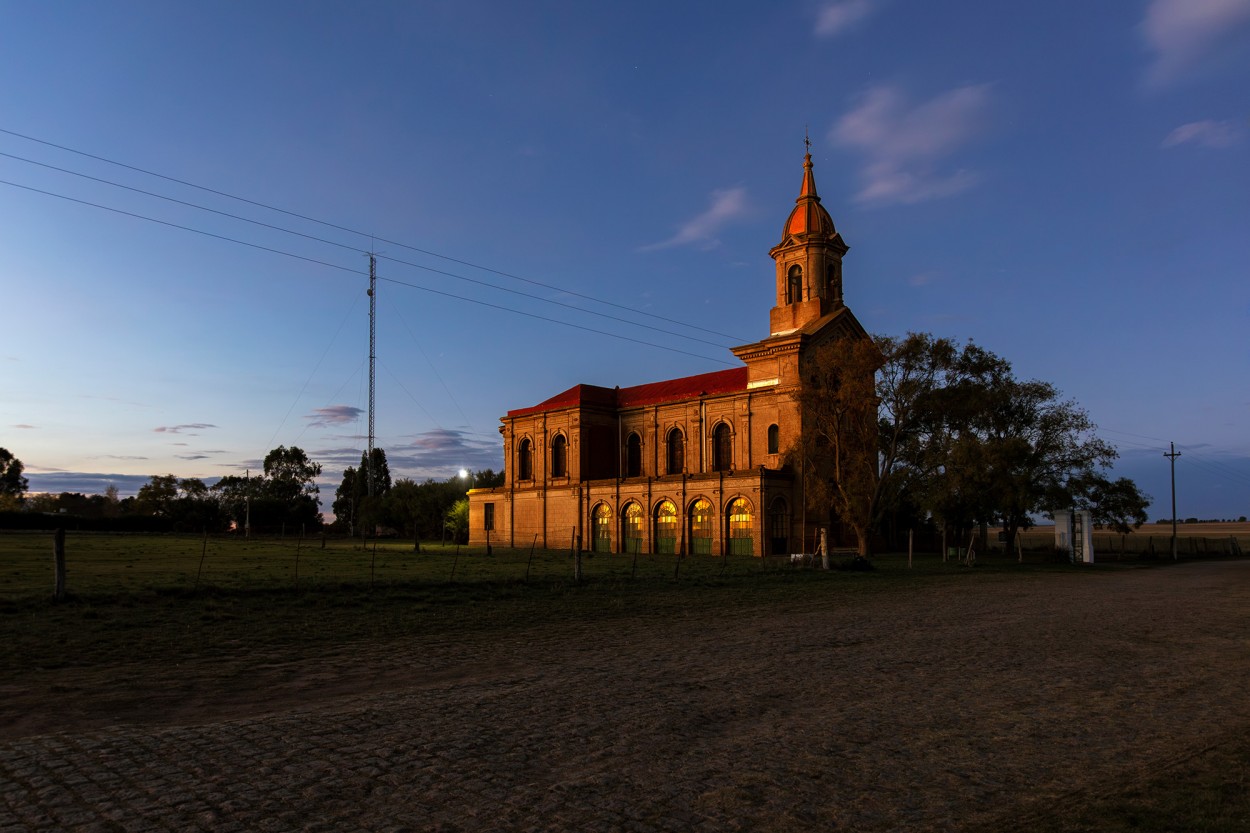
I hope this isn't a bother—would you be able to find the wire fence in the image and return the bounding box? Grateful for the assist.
[2,528,1245,602]
[0,530,856,602]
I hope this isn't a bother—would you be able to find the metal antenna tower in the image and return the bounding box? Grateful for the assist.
[367,252,377,498]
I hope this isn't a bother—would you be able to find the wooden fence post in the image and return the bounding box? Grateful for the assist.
[573,526,582,584]
[52,528,66,601]
[525,534,538,582]
[195,529,208,591]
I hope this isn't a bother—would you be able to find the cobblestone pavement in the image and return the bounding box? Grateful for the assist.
[2,561,1248,832]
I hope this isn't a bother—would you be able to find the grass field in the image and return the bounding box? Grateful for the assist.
[2,531,1247,831]
[4,524,1246,603]
[1,529,892,602]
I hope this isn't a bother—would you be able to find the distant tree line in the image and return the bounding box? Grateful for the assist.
[0,445,322,534]
[0,442,503,538]
[1156,517,1247,524]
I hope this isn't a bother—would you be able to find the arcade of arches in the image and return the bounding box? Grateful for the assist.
[468,150,869,556]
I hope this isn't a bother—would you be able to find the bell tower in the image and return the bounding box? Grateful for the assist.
[767,150,849,335]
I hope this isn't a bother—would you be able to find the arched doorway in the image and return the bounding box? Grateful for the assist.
[654,500,678,554]
[689,498,713,555]
[727,497,754,556]
[592,503,612,553]
[769,497,789,555]
[622,502,643,555]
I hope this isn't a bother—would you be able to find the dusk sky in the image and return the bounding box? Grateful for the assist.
[2,1,1248,520]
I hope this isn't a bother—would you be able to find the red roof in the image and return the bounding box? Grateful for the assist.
[507,366,748,417]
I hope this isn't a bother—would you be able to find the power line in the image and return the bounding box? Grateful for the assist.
[0,176,735,365]
[0,125,749,342]
[0,151,737,350]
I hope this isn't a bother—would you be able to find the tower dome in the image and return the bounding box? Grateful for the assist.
[780,153,836,241]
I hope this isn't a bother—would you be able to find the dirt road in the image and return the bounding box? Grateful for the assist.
[2,561,1248,832]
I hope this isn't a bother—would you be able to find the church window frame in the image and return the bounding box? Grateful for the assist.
[767,424,780,455]
[712,422,733,472]
[626,431,642,478]
[787,264,803,304]
[666,428,685,475]
[550,433,568,479]
[517,437,533,481]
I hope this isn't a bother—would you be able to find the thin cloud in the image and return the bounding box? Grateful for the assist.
[13,424,36,429]
[831,83,992,206]
[154,423,217,434]
[1162,119,1243,148]
[1140,0,1250,87]
[815,0,877,37]
[177,454,210,461]
[311,429,502,481]
[23,471,153,498]
[641,187,749,251]
[306,405,364,427]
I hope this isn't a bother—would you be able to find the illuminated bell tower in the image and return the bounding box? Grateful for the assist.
[767,151,849,335]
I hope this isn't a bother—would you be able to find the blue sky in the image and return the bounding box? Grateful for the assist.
[1,0,1247,520]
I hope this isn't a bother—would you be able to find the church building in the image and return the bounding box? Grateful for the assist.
[468,151,869,556]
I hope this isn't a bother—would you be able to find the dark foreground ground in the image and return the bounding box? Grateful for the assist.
[1,560,1248,832]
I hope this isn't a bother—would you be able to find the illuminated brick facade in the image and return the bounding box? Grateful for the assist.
[469,153,868,555]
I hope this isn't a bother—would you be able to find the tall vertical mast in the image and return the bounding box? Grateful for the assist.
[367,253,377,498]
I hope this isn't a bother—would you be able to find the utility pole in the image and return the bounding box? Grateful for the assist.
[245,468,251,539]
[1164,441,1181,560]
[367,252,377,499]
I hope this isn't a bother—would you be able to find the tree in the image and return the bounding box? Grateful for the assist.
[360,448,391,498]
[796,332,1130,557]
[135,474,180,516]
[793,332,967,558]
[969,377,1115,553]
[472,468,504,489]
[263,446,322,504]
[332,449,392,532]
[332,466,359,530]
[260,446,323,531]
[1072,474,1151,535]
[792,335,882,557]
[382,476,466,540]
[445,498,469,544]
[0,447,28,503]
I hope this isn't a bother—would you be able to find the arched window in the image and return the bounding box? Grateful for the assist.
[551,434,567,478]
[767,424,780,455]
[654,500,678,554]
[626,432,642,478]
[712,423,732,472]
[666,428,685,475]
[728,498,753,556]
[787,264,803,304]
[689,498,713,555]
[517,438,532,481]
[769,497,789,555]
[592,503,613,553]
[622,502,644,554]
